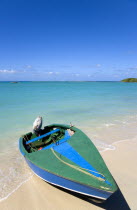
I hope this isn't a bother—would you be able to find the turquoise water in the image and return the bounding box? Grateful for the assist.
[0,81,137,200]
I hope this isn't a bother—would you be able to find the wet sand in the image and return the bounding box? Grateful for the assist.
[0,138,136,210]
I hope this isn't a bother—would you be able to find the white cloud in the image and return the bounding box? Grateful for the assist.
[43,71,53,75]
[25,65,32,69]
[96,64,101,67]
[45,71,60,75]
[128,67,137,71]
[113,74,120,78]
[72,73,80,77]
[0,69,16,74]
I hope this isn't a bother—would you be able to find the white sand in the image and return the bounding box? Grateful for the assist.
[0,138,137,210]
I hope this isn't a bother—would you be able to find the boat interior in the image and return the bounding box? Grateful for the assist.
[23,125,75,153]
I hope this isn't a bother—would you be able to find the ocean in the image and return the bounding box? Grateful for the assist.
[0,81,137,201]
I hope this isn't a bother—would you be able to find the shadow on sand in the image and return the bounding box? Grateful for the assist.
[53,185,131,210]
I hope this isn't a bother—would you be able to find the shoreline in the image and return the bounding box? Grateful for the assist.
[0,176,33,203]
[0,138,136,209]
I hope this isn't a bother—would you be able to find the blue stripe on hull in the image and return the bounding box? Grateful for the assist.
[53,142,104,179]
[25,158,112,200]
[53,142,111,186]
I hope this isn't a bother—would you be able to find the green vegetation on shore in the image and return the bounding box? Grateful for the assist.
[121,78,137,82]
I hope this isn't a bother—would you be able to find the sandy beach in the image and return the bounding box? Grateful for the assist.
[0,137,136,210]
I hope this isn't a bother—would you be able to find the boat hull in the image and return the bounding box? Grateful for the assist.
[25,157,112,201]
[19,123,118,201]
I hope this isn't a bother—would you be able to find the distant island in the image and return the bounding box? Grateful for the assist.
[121,78,137,82]
[10,81,19,83]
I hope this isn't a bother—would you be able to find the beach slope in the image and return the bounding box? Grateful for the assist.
[0,138,136,210]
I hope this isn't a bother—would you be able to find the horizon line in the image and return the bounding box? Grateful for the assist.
[0,80,121,82]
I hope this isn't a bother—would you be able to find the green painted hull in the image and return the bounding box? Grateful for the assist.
[19,124,118,200]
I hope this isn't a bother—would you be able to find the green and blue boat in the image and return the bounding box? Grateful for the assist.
[19,124,118,201]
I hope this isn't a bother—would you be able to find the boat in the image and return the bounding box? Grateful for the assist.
[19,123,118,202]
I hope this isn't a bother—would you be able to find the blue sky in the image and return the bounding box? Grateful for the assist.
[0,0,137,81]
